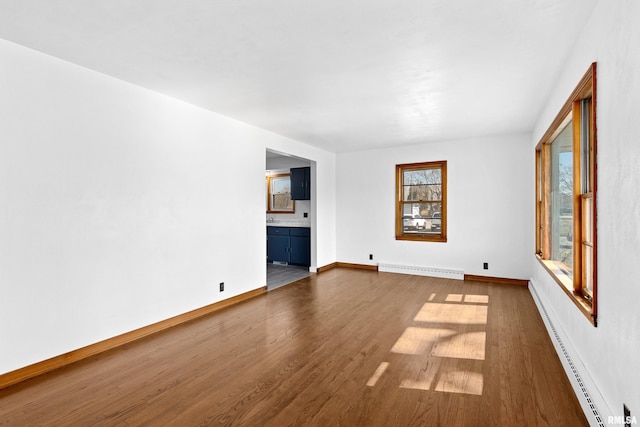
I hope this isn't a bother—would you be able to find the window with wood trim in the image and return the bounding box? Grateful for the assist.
[396,161,447,242]
[267,173,295,213]
[536,63,597,325]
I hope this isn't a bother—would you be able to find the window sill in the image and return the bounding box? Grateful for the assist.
[536,255,596,326]
[266,210,296,214]
[396,233,447,243]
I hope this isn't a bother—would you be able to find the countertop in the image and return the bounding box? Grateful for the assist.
[266,219,311,228]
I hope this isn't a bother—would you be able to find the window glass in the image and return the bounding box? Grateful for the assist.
[267,174,294,213]
[550,121,573,274]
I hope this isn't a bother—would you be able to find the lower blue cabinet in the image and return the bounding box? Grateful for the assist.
[267,234,289,263]
[289,235,311,266]
[267,227,310,267]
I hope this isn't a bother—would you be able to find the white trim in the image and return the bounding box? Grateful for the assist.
[529,279,611,427]
[378,263,464,280]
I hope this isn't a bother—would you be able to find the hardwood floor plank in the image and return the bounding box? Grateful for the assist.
[0,269,587,426]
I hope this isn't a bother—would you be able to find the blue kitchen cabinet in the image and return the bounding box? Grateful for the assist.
[289,228,311,266]
[267,235,289,263]
[267,227,290,263]
[267,226,310,266]
[290,167,310,200]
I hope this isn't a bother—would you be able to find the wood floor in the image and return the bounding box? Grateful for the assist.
[0,269,588,426]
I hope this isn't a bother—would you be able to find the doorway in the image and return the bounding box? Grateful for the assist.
[265,149,315,290]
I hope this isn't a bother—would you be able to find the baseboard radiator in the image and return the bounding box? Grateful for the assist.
[529,283,606,427]
[378,263,464,280]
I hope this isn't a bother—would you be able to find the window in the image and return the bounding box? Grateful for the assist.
[396,161,447,242]
[267,173,295,213]
[536,63,597,325]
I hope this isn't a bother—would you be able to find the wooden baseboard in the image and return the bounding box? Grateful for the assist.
[317,262,379,273]
[0,287,265,390]
[316,262,338,273]
[336,262,379,271]
[464,274,529,287]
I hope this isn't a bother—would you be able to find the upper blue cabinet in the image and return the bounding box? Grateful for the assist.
[290,167,311,200]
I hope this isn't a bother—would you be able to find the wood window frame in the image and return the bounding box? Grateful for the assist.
[535,63,597,326]
[395,160,447,242]
[266,173,295,214]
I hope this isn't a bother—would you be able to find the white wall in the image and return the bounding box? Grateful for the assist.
[0,38,336,375]
[530,1,640,422]
[336,134,532,280]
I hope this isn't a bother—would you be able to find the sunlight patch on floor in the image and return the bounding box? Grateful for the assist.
[390,327,454,355]
[445,294,464,302]
[431,331,486,360]
[366,362,390,387]
[414,302,488,325]
[400,369,484,396]
[462,294,489,304]
[367,291,490,396]
[444,293,489,304]
[391,327,486,360]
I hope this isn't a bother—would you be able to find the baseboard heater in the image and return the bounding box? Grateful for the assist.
[378,263,464,280]
[529,283,605,427]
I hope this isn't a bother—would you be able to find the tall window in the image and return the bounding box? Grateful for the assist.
[536,63,597,325]
[396,161,447,242]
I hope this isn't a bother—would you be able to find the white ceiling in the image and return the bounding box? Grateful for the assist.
[0,0,597,153]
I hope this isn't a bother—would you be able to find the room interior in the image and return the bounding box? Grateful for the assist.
[0,1,639,425]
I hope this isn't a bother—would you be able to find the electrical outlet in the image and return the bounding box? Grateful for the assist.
[219,282,224,292]
[369,254,373,260]
[483,262,488,270]
[303,212,308,218]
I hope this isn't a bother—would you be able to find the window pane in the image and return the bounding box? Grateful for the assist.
[401,202,442,235]
[550,121,573,274]
[583,245,593,294]
[403,169,442,201]
[272,193,293,210]
[403,184,442,201]
[580,98,591,194]
[272,178,290,194]
[404,169,441,185]
[582,196,592,243]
